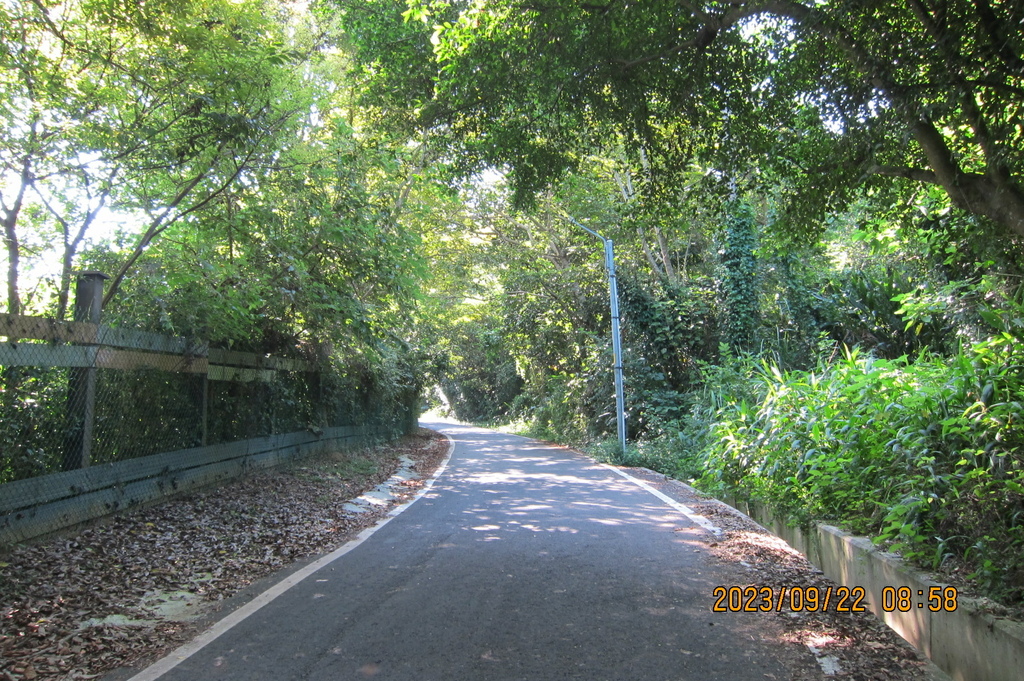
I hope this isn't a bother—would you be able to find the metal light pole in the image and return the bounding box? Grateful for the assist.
[564,216,627,455]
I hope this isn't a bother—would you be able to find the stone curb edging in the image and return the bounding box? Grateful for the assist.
[713,494,1024,681]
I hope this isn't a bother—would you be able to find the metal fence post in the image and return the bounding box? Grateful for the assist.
[64,271,108,470]
[199,373,209,447]
[604,237,627,456]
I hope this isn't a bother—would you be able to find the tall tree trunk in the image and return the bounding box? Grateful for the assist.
[3,216,21,317]
[1,161,30,415]
[638,228,664,277]
[1,160,30,316]
[654,225,676,282]
[910,119,1024,238]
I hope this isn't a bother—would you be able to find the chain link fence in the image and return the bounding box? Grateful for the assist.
[0,339,328,483]
[0,275,418,545]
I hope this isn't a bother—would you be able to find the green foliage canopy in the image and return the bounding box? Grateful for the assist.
[348,0,1024,243]
[1,0,314,317]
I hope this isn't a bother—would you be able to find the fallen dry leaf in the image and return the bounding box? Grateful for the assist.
[620,467,937,681]
[0,429,449,680]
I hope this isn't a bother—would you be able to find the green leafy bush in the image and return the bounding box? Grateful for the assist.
[699,338,1024,604]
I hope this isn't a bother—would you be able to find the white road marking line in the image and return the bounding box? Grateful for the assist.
[602,465,722,536]
[126,433,456,681]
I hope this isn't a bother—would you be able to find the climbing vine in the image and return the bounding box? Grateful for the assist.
[721,202,760,352]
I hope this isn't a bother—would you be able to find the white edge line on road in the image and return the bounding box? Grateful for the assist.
[126,431,456,681]
[602,464,722,536]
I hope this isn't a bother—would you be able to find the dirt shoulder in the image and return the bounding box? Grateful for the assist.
[0,428,451,681]
[618,466,950,681]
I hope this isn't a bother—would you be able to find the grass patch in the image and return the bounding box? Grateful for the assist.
[328,455,380,480]
[289,449,387,485]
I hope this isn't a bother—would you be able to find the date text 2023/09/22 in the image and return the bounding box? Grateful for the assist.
[711,585,959,613]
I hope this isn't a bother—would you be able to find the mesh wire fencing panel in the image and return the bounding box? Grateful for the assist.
[206,370,318,445]
[0,353,336,484]
[0,287,419,545]
[0,360,68,483]
[0,328,385,495]
[0,341,212,480]
[1,359,414,477]
[91,367,205,465]
[0,301,424,549]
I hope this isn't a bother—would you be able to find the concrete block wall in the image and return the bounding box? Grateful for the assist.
[723,497,1024,681]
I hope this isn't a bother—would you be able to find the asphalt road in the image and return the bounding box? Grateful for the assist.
[130,420,814,680]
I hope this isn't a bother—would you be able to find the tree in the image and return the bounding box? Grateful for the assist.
[343,0,1024,244]
[0,0,312,318]
[79,15,432,353]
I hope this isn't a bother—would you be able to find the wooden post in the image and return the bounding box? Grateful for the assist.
[63,271,108,470]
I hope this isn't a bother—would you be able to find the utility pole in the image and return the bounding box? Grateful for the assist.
[563,216,627,455]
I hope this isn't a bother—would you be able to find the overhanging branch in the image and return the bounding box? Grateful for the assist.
[869,165,941,184]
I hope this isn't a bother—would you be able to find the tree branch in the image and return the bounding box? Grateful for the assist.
[611,4,767,72]
[869,164,941,184]
[101,148,228,308]
[2,158,31,316]
[971,0,1024,74]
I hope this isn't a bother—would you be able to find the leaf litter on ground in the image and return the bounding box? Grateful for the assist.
[620,466,938,680]
[4,430,945,680]
[0,428,450,681]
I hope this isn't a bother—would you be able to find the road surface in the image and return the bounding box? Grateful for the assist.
[126,419,817,680]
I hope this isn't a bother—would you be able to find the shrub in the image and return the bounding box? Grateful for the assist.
[699,339,1024,604]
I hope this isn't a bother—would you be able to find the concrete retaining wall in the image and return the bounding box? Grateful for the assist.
[722,496,1024,681]
[0,423,408,549]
